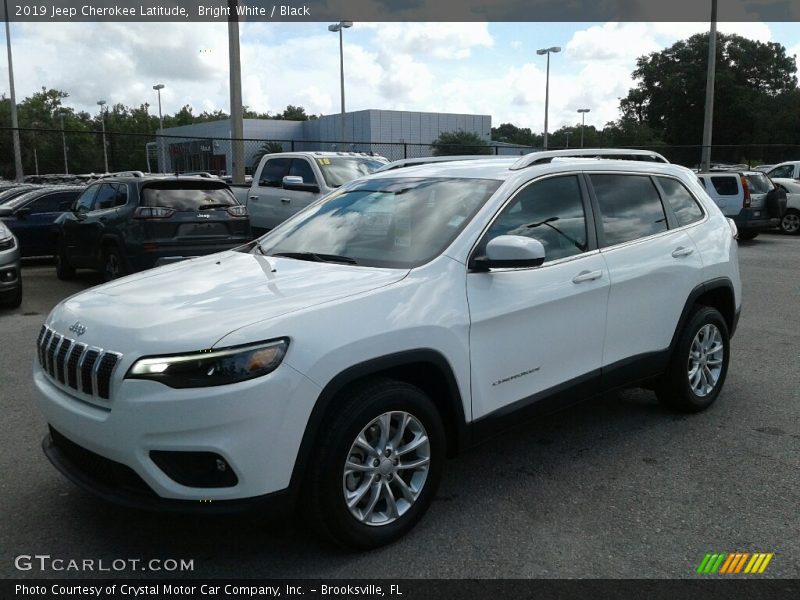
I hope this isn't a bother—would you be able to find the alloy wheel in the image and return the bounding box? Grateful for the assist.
[342,411,430,527]
[687,323,724,397]
[781,212,800,234]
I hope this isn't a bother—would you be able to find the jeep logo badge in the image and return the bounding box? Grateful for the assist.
[68,322,87,336]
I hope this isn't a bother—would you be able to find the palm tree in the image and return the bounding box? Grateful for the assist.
[251,141,285,170]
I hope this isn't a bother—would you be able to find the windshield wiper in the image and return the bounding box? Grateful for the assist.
[527,217,587,251]
[271,252,358,265]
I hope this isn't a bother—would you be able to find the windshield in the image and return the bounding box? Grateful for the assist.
[259,177,502,268]
[316,157,388,188]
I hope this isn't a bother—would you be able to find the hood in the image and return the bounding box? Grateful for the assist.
[47,251,408,355]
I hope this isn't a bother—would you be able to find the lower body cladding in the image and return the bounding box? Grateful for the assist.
[733,208,780,234]
[33,361,322,511]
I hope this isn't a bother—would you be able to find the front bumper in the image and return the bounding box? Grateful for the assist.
[34,359,322,505]
[0,240,22,298]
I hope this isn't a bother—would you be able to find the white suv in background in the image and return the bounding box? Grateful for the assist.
[34,153,741,549]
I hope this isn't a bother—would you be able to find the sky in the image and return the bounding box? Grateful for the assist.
[1,21,799,134]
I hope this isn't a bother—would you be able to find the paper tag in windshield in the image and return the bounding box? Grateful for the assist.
[318,158,331,165]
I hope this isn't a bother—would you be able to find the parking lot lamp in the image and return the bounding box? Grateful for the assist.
[536,46,561,150]
[153,84,166,173]
[328,21,353,145]
[578,108,591,148]
[97,100,109,173]
[4,0,24,181]
[60,112,69,174]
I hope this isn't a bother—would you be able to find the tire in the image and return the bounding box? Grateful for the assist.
[55,249,75,280]
[738,230,759,241]
[0,285,22,309]
[102,246,127,282]
[780,209,800,235]
[656,306,730,413]
[304,378,446,550]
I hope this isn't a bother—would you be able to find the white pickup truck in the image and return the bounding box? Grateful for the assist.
[246,152,388,235]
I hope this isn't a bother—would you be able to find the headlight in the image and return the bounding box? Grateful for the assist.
[0,220,13,243]
[126,338,288,388]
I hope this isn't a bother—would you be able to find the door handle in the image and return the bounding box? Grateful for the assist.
[671,246,694,258]
[280,198,291,204]
[572,270,603,284]
[248,195,259,200]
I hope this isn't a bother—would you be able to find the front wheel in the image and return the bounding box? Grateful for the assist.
[305,378,445,550]
[656,306,730,413]
[102,246,127,281]
[55,249,75,280]
[780,209,800,235]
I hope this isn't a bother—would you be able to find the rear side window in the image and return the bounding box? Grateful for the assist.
[259,158,291,186]
[710,176,739,196]
[141,184,237,211]
[590,174,668,246]
[113,184,129,206]
[657,177,704,227]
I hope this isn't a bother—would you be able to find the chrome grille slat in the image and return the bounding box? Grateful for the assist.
[56,338,73,383]
[35,326,122,404]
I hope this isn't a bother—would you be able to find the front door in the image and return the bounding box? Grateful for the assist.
[467,174,609,421]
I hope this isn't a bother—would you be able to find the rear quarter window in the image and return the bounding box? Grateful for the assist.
[710,177,739,196]
[141,184,237,211]
[657,177,704,227]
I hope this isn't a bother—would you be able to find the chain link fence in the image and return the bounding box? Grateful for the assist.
[2,127,799,180]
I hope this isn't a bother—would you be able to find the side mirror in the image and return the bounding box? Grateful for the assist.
[15,207,31,219]
[471,235,546,271]
[282,175,320,193]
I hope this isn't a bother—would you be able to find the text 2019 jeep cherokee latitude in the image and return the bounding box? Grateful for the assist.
[34,155,741,549]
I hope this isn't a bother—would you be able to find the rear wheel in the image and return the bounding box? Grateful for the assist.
[738,230,759,241]
[102,246,127,281]
[305,378,445,550]
[656,306,730,413]
[780,209,800,235]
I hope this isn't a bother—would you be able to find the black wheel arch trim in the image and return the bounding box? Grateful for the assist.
[670,278,738,351]
[287,349,469,499]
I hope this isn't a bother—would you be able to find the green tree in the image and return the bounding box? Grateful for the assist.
[431,130,492,156]
[250,141,286,169]
[620,32,799,160]
[491,122,541,147]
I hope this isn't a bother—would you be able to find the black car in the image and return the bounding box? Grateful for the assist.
[0,186,84,257]
[0,184,41,203]
[54,176,251,281]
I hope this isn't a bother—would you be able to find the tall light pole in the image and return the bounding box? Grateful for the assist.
[32,124,39,176]
[578,108,591,148]
[536,46,561,150]
[60,112,69,174]
[97,100,109,173]
[4,0,24,181]
[328,21,353,146]
[228,0,245,184]
[564,131,571,149]
[153,84,166,173]
[700,0,718,172]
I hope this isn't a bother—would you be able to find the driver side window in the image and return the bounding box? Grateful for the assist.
[483,175,588,263]
[75,185,99,213]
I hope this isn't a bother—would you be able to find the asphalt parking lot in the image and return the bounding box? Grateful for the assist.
[1,235,798,579]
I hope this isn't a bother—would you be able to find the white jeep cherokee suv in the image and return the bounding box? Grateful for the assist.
[34,154,741,549]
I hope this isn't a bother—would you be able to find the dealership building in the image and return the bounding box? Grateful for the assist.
[156,109,528,174]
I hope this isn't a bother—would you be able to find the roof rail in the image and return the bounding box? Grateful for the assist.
[509,148,669,170]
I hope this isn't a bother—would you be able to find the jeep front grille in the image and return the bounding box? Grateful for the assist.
[36,325,122,400]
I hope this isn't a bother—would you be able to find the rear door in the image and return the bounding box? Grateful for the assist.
[589,173,705,372]
[136,182,249,253]
[706,175,741,216]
